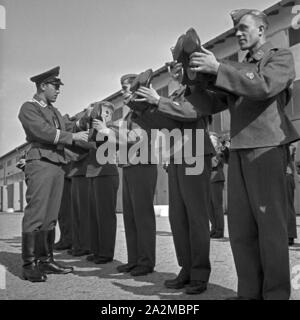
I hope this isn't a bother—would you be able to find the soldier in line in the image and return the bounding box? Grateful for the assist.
[18,67,89,282]
[131,62,215,294]
[113,74,158,277]
[287,143,298,246]
[209,132,225,239]
[188,9,299,299]
[85,102,119,264]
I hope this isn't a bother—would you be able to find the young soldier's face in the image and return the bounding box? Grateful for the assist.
[121,80,132,99]
[101,106,113,123]
[235,15,262,51]
[42,83,60,103]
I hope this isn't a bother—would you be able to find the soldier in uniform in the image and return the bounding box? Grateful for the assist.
[113,74,158,277]
[188,9,299,299]
[286,143,298,246]
[85,102,119,264]
[18,67,89,282]
[209,133,225,239]
[54,162,73,251]
[133,62,215,294]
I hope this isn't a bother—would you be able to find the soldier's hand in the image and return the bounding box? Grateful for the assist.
[189,47,220,75]
[135,86,160,105]
[92,119,107,132]
[72,131,89,142]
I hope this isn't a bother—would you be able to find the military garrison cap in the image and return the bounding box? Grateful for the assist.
[30,66,64,85]
[120,74,138,85]
[230,9,268,26]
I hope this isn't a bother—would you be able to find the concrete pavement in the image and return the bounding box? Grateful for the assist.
[0,212,299,300]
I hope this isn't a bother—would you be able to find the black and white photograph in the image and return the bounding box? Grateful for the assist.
[0,0,300,305]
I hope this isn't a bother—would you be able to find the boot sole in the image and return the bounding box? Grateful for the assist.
[22,275,47,282]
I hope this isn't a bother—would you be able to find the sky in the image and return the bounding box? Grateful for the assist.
[0,0,276,156]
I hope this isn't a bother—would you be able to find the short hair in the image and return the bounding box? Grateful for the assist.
[247,11,269,30]
[100,101,114,112]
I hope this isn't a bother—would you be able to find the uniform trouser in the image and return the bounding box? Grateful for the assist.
[228,146,290,300]
[88,175,119,258]
[286,174,297,239]
[23,159,64,232]
[122,164,157,268]
[168,156,211,282]
[209,181,225,234]
[71,177,90,251]
[57,178,72,245]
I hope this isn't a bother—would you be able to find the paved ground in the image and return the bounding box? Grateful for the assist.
[0,212,299,300]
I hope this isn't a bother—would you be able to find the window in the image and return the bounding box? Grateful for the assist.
[157,86,169,98]
[289,27,300,47]
[0,164,3,170]
[7,159,12,167]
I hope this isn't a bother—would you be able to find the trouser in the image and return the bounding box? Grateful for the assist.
[57,178,72,245]
[122,164,157,268]
[71,177,90,251]
[23,159,64,232]
[168,156,211,282]
[209,181,225,234]
[228,146,290,300]
[286,173,297,239]
[88,175,119,258]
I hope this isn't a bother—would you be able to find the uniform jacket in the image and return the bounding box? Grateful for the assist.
[18,95,79,164]
[157,43,299,149]
[153,85,215,159]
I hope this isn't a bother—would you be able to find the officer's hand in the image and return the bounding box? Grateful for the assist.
[135,86,160,105]
[72,131,89,142]
[189,47,220,75]
[92,119,107,132]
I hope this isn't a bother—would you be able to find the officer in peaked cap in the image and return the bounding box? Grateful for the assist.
[18,66,89,282]
[30,66,64,86]
[188,8,299,299]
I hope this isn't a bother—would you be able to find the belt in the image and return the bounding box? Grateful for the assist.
[30,142,64,150]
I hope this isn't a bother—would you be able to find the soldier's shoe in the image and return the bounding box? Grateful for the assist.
[289,238,295,246]
[164,277,190,289]
[86,254,98,262]
[185,280,207,295]
[22,263,47,282]
[130,265,154,276]
[22,232,47,282]
[38,260,74,274]
[116,263,137,273]
[94,257,113,264]
[54,241,72,251]
[36,229,74,275]
[210,232,224,239]
[67,249,90,257]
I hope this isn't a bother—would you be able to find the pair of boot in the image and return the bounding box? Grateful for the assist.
[22,229,73,283]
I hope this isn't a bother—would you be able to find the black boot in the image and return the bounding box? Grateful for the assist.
[37,229,74,275]
[22,232,47,282]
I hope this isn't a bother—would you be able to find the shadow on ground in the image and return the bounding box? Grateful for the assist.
[112,281,237,300]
